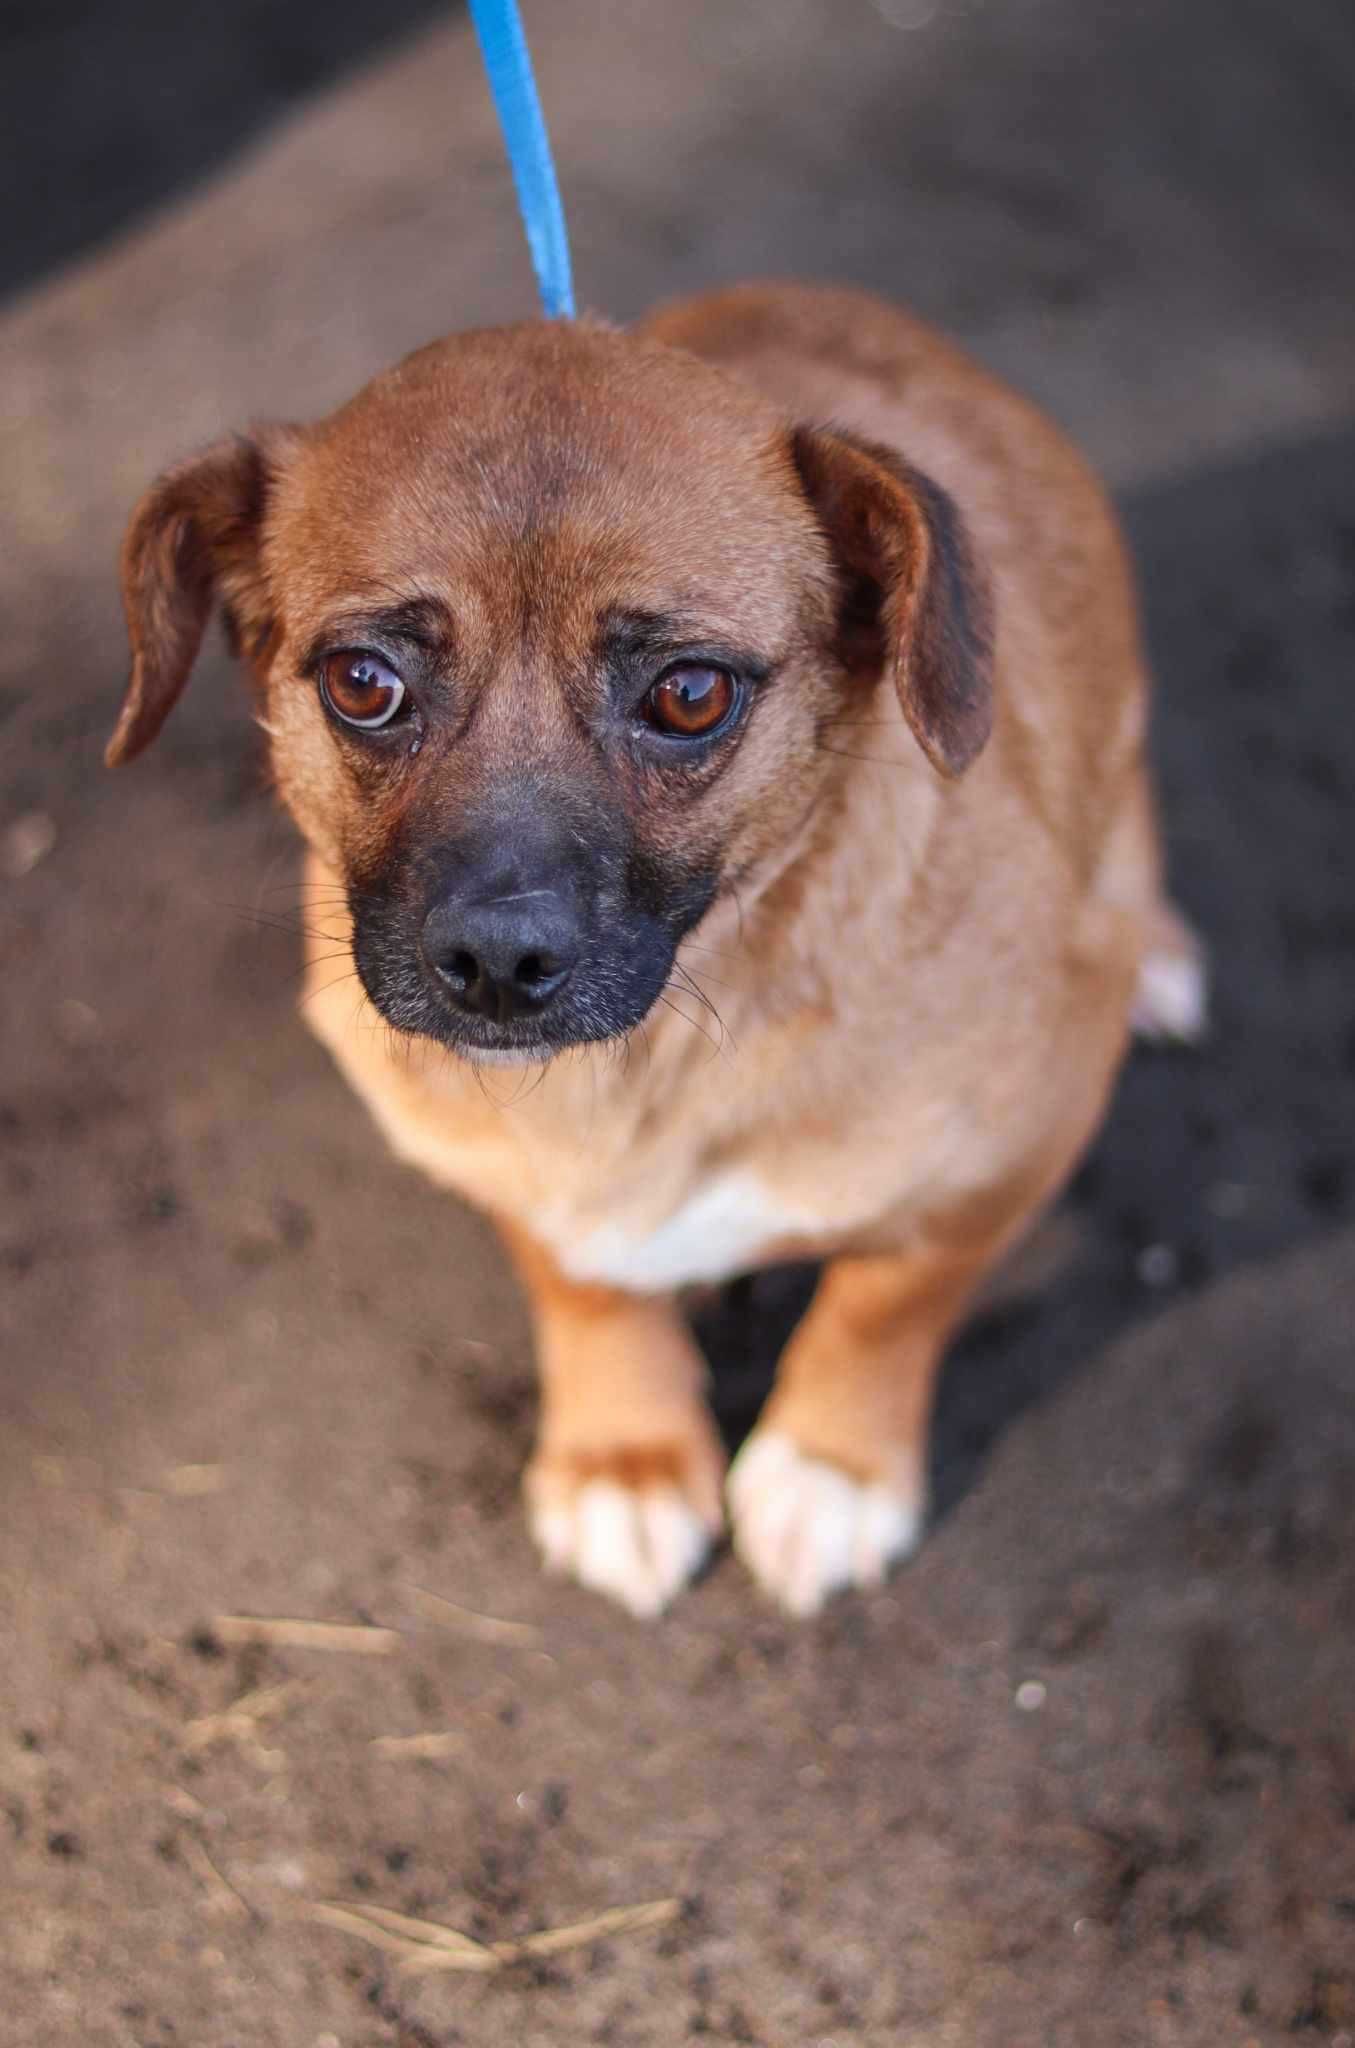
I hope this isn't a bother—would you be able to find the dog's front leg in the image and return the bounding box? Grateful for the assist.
[729,1242,992,1616]
[499,1221,726,1617]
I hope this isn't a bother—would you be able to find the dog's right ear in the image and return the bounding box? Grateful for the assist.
[107,429,296,767]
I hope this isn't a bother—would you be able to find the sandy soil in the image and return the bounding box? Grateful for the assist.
[2,3,1353,2042]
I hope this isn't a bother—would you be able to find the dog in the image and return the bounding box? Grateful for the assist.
[109,282,1204,1617]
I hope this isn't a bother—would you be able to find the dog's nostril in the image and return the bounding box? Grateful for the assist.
[423,890,579,1021]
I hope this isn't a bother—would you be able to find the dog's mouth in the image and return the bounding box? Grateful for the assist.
[453,1037,558,1068]
[408,979,653,1065]
[416,994,580,1065]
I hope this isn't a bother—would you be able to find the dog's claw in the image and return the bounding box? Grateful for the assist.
[728,1430,923,1617]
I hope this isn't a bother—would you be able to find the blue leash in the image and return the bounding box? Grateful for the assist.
[467,0,576,320]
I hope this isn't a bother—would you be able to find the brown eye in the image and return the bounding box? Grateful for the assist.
[320,651,406,730]
[643,664,738,738]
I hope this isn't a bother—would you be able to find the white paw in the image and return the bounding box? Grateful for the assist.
[528,1479,714,1619]
[727,1430,923,1617]
[1132,935,1209,1043]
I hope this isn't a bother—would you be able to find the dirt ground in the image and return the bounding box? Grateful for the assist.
[2,3,1353,2043]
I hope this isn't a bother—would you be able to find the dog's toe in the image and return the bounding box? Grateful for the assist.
[527,1457,720,1618]
[727,1429,923,1617]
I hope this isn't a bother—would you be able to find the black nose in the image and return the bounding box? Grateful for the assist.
[421,889,580,1023]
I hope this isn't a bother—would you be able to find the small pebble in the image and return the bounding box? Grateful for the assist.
[1014,1680,1047,1712]
[2,810,56,879]
[1136,1242,1179,1288]
[55,998,100,1045]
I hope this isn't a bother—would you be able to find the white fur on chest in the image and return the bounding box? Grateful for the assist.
[540,1171,815,1291]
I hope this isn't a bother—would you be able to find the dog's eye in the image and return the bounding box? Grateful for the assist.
[643,664,737,738]
[320,651,406,730]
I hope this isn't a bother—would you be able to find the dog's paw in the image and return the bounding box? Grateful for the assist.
[525,1441,725,1618]
[727,1430,923,1617]
[1132,903,1208,1044]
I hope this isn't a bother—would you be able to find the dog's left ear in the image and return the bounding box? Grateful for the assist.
[107,428,297,767]
[791,425,995,778]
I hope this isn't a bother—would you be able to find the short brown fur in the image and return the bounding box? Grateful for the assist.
[111,283,1197,1616]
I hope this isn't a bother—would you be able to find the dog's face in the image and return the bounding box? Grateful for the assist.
[110,320,991,1062]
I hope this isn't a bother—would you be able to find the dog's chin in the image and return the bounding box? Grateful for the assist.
[360,984,645,1067]
[455,1040,557,1069]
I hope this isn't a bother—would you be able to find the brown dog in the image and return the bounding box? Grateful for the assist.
[110,283,1203,1616]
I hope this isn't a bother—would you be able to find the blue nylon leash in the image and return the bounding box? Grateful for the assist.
[467,0,576,320]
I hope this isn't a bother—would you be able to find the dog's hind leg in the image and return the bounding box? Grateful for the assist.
[1100,768,1208,1045]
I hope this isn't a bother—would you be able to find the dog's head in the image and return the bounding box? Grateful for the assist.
[111,319,992,1062]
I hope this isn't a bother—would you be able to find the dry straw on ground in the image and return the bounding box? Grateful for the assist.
[212,1616,401,1655]
[306,1897,683,1974]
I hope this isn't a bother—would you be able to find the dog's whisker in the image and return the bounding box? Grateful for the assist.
[658,978,733,1064]
[220,903,350,946]
[257,875,350,892]
[257,892,350,912]
[679,940,744,963]
[261,881,349,900]
[674,959,742,997]
[522,1063,555,1105]
[513,1062,553,1106]
[656,990,720,1056]
[297,968,361,1011]
[260,895,351,912]
[669,960,734,1040]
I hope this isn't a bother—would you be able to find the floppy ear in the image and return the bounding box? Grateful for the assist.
[790,425,995,778]
[107,430,294,766]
